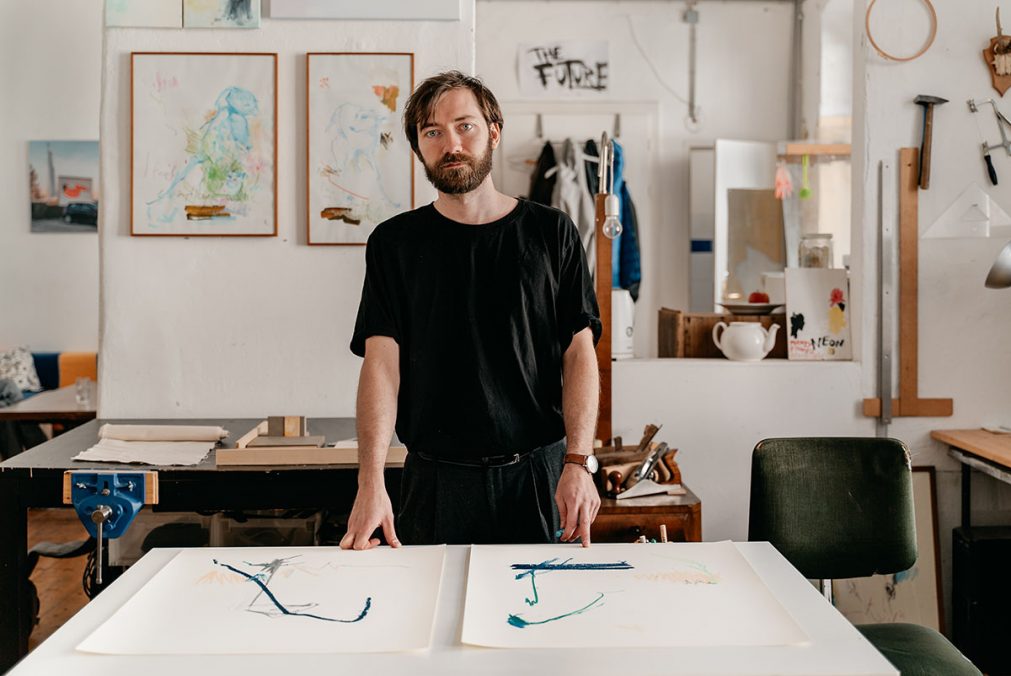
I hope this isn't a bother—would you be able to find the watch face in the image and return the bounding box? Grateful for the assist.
[586,454,599,473]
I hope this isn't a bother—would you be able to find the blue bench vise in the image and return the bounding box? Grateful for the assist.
[62,471,159,584]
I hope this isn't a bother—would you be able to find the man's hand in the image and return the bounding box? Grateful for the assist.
[555,463,601,547]
[339,482,401,550]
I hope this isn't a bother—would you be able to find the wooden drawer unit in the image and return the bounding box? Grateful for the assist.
[591,486,702,543]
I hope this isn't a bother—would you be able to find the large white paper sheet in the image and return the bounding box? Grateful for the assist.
[73,439,216,466]
[77,546,446,654]
[462,542,809,648]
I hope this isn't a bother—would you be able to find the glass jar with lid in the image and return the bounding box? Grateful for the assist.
[799,233,833,268]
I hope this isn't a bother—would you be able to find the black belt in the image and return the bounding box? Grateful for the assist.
[415,450,526,468]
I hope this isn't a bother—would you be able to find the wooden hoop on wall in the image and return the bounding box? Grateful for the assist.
[865,0,938,63]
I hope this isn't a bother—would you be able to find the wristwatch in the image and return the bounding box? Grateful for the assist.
[564,453,599,474]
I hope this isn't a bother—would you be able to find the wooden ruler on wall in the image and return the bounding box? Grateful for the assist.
[595,194,613,441]
[863,147,952,418]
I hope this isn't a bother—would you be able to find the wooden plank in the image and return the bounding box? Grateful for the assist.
[898,147,919,403]
[780,143,851,158]
[863,148,952,419]
[215,445,407,467]
[931,429,1011,468]
[234,420,267,449]
[863,398,954,418]
[595,193,612,443]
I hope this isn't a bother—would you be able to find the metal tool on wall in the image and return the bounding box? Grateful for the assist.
[913,95,947,190]
[968,97,1011,185]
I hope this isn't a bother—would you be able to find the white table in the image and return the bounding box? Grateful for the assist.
[10,543,897,675]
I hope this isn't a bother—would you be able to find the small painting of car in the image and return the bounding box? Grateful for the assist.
[63,202,98,225]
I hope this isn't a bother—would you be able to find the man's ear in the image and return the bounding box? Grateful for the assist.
[489,122,502,149]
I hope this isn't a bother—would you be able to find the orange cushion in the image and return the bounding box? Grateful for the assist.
[57,352,97,388]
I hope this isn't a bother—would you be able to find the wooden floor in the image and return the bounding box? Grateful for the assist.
[26,508,91,651]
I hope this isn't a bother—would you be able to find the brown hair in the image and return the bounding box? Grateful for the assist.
[403,70,504,157]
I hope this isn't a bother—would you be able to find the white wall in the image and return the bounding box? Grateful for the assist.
[855,0,1011,628]
[0,0,101,351]
[98,6,476,417]
[476,0,793,356]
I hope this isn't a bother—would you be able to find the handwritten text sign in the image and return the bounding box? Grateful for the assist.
[518,41,609,98]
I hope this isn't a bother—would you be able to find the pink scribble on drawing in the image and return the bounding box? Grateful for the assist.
[154,72,179,93]
[320,77,330,89]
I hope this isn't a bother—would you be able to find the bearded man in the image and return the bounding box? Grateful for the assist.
[341,71,602,549]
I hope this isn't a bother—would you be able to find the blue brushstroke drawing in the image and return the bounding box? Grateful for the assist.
[214,557,371,623]
[147,86,261,226]
[321,103,400,221]
[506,558,633,629]
[508,593,606,628]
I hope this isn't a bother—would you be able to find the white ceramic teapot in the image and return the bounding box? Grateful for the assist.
[712,322,780,362]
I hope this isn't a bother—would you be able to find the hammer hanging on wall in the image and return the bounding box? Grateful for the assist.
[914,94,947,190]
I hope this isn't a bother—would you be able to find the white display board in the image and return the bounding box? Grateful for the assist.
[462,542,809,648]
[77,546,446,654]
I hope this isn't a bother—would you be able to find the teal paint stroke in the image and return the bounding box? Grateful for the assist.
[507,558,633,628]
[508,592,606,628]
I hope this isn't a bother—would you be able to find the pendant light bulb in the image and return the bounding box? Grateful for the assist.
[602,194,622,239]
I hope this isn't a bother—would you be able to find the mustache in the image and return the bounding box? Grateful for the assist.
[439,153,474,168]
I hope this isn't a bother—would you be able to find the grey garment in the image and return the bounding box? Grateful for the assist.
[397,439,566,545]
[551,139,596,275]
[0,377,24,407]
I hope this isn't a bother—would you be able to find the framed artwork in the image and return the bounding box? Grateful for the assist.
[784,267,852,360]
[28,141,100,233]
[131,52,277,237]
[183,0,261,28]
[106,0,182,28]
[270,0,459,21]
[306,52,414,245]
[833,467,944,632]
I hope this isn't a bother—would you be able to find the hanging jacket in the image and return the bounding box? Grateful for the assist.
[551,139,596,275]
[619,181,642,301]
[527,141,557,206]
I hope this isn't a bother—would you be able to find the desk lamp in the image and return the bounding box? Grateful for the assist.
[985,241,1011,433]
[986,240,1011,288]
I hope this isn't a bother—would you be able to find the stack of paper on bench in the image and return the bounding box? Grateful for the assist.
[72,424,229,466]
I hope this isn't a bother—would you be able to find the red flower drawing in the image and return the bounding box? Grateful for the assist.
[830,288,845,305]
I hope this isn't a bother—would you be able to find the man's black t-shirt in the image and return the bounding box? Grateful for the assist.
[350,198,601,460]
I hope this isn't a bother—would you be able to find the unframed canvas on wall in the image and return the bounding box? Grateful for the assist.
[131,52,277,236]
[29,141,100,233]
[784,267,852,360]
[105,0,182,28]
[269,0,459,21]
[833,467,944,632]
[306,52,414,245]
[183,0,261,28]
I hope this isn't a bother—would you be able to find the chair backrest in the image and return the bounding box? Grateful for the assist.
[748,437,917,580]
[57,352,98,388]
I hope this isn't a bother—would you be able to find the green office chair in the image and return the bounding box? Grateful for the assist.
[748,437,981,676]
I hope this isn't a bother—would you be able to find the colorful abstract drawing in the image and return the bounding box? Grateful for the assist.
[76,546,446,654]
[307,52,414,245]
[183,0,260,28]
[463,543,808,649]
[131,52,276,236]
[106,0,182,27]
[28,140,100,233]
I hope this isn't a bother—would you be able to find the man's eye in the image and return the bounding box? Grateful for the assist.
[460,123,474,132]
[424,130,439,138]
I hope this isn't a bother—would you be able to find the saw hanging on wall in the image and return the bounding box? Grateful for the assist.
[984,7,1011,95]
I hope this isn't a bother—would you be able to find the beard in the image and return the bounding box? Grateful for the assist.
[422,138,494,195]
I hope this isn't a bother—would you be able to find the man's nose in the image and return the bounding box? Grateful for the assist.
[442,129,463,154]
